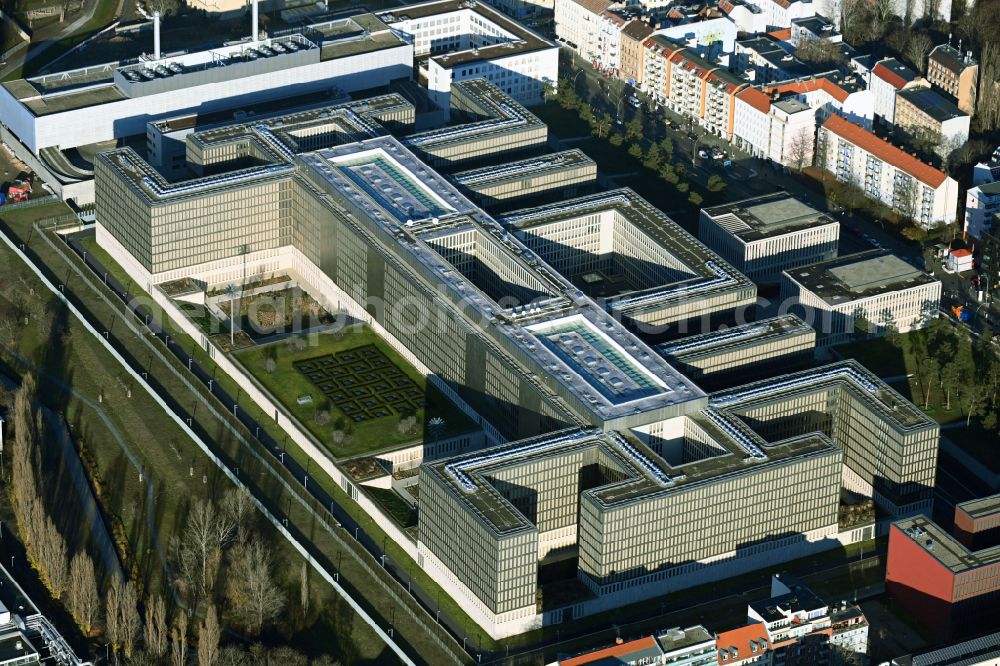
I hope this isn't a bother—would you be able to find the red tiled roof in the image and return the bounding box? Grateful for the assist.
[737,86,771,113]
[821,114,948,188]
[622,19,653,41]
[716,623,769,665]
[561,636,658,666]
[765,77,848,103]
[951,248,972,257]
[767,28,792,40]
[872,63,907,89]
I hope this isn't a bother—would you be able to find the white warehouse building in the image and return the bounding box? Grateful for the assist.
[0,13,413,204]
[699,193,840,283]
[781,251,942,346]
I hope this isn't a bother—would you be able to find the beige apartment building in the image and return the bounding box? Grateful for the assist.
[926,44,978,116]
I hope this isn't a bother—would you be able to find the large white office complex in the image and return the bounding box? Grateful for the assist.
[0,13,413,204]
[781,251,942,346]
[815,114,959,228]
[699,193,840,282]
[378,0,558,109]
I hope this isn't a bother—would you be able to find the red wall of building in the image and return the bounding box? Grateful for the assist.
[885,525,957,637]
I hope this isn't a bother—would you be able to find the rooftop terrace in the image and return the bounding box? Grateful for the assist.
[655,314,814,362]
[451,149,595,188]
[784,251,938,305]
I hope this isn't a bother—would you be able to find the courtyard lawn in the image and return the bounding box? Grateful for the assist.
[532,102,593,137]
[236,326,475,459]
[834,336,911,378]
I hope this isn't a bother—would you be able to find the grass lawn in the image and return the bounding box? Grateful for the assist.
[363,487,417,529]
[236,328,475,459]
[0,211,441,663]
[532,102,593,137]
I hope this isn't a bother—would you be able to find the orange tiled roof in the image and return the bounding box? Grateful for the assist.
[561,636,658,666]
[872,63,907,89]
[951,248,972,257]
[737,86,771,113]
[765,77,848,103]
[716,623,769,665]
[822,114,948,188]
[767,28,792,40]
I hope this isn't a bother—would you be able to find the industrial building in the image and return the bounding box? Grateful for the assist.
[451,150,597,209]
[654,314,816,388]
[0,12,413,204]
[377,0,558,108]
[418,360,937,636]
[698,193,840,283]
[501,189,758,336]
[0,564,91,665]
[781,251,942,346]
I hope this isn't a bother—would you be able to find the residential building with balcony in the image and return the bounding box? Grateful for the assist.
[964,181,1000,239]
[620,19,654,86]
[731,88,815,167]
[554,0,612,63]
[815,114,958,227]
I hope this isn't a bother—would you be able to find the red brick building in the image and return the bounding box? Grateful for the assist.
[886,511,1000,640]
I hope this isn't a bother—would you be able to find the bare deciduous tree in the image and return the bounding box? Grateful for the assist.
[106,578,126,654]
[225,539,285,635]
[145,594,168,658]
[170,611,188,666]
[121,581,142,658]
[300,562,309,616]
[198,606,221,666]
[221,487,254,545]
[977,42,1000,131]
[905,33,933,70]
[39,515,68,597]
[174,500,226,599]
[67,552,100,634]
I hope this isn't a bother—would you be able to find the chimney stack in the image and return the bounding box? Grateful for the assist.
[252,0,259,42]
[153,10,161,60]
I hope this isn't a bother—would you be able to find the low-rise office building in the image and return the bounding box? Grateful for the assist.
[501,188,757,336]
[655,314,816,388]
[884,631,1000,666]
[815,114,959,228]
[699,193,839,282]
[378,0,558,108]
[926,44,978,116]
[954,493,1000,551]
[451,150,597,208]
[781,251,942,346]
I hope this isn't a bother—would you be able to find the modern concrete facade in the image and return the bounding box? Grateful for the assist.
[781,251,942,346]
[404,79,549,167]
[926,44,978,116]
[501,189,758,336]
[377,0,558,107]
[451,150,597,208]
[655,314,816,387]
[699,193,839,282]
[419,360,937,636]
[95,80,705,445]
[815,114,959,228]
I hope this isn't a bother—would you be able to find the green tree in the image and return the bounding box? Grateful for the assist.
[688,191,704,206]
[674,162,687,179]
[706,174,726,192]
[643,144,662,169]
[659,137,674,160]
[676,181,690,193]
[609,133,624,146]
[627,143,643,159]
[556,79,580,110]
[659,164,679,184]
[625,116,643,142]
